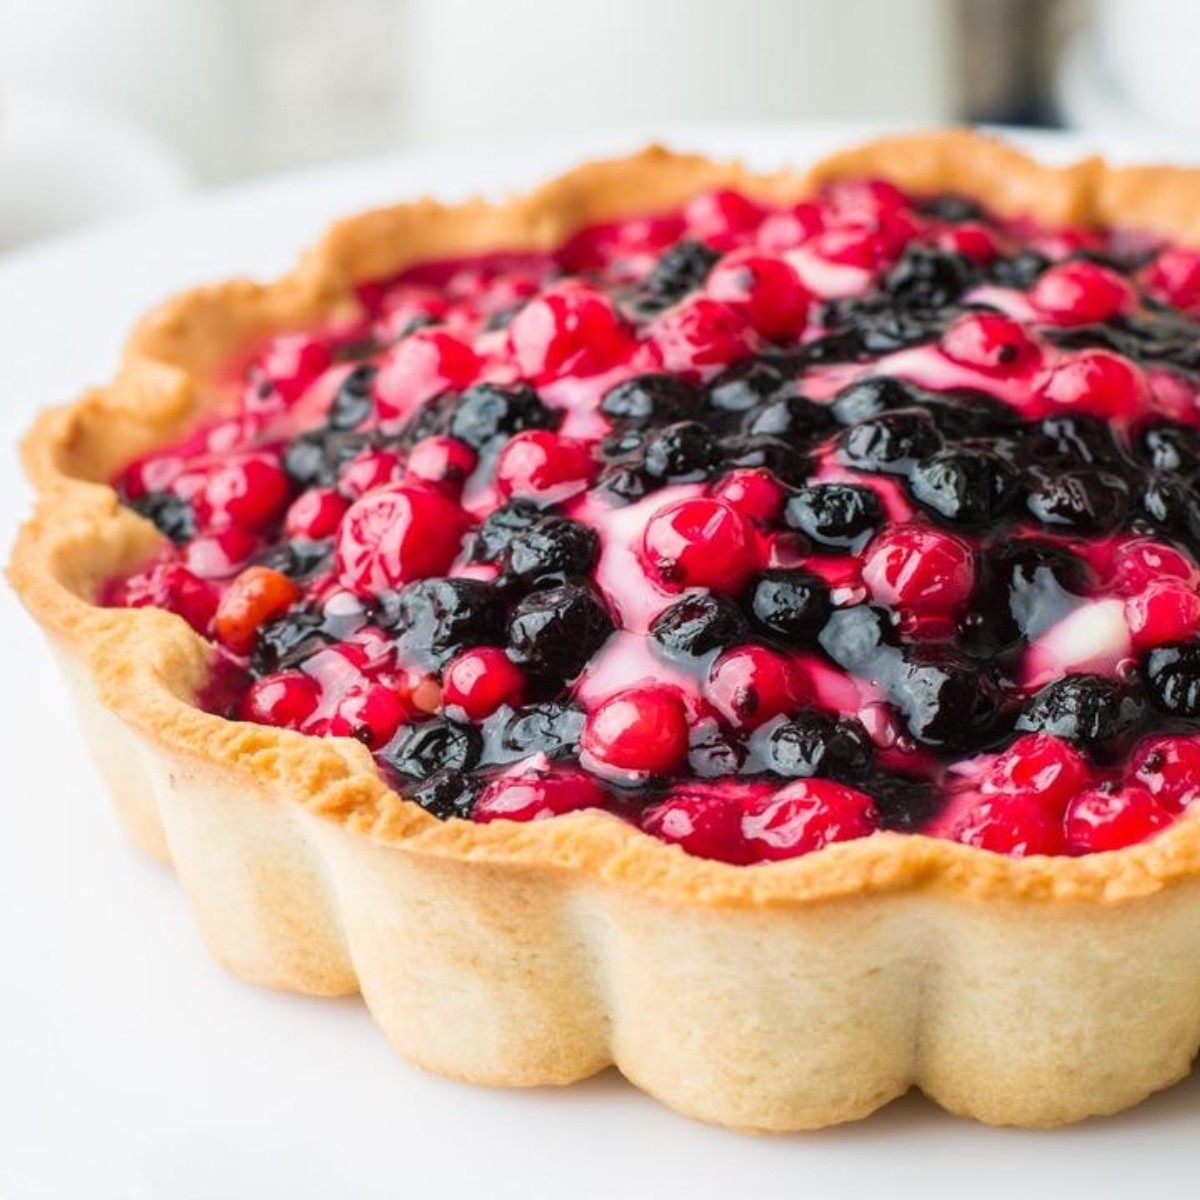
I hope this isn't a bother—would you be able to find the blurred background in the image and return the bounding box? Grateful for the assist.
[0,0,1196,251]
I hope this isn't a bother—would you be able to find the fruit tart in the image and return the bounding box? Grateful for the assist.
[11,130,1200,1131]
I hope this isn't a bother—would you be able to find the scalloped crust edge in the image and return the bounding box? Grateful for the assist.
[10,129,1200,1131]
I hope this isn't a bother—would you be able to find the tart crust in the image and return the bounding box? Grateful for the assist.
[10,129,1200,1131]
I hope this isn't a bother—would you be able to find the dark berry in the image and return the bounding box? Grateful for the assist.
[600,373,703,427]
[250,602,359,677]
[864,772,944,831]
[253,537,333,584]
[718,435,811,488]
[507,583,614,679]
[785,483,883,550]
[282,429,373,488]
[919,388,1021,438]
[405,769,480,820]
[1136,422,1200,475]
[758,711,873,781]
[642,421,718,480]
[379,717,481,780]
[649,593,750,659]
[909,447,1022,528]
[990,540,1094,644]
[448,383,555,450]
[743,393,835,442]
[817,604,895,671]
[594,464,652,505]
[379,577,506,666]
[707,355,800,417]
[129,490,197,544]
[1024,414,1126,469]
[919,194,986,223]
[837,408,942,476]
[829,376,923,426]
[488,701,586,763]
[326,364,377,430]
[636,239,720,311]
[1143,642,1200,717]
[1016,674,1146,749]
[887,651,1003,750]
[1025,468,1131,533]
[502,516,599,585]
[470,500,543,562]
[882,246,977,311]
[990,250,1051,288]
[749,569,831,641]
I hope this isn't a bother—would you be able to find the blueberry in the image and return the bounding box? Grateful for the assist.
[887,651,1003,750]
[488,700,586,763]
[909,447,1022,527]
[643,421,718,480]
[594,464,653,505]
[1025,468,1131,533]
[717,435,811,488]
[919,389,1021,439]
[379,577,506,665]
[1023,414,1127,469]
[649,593,750,659]
[817,604,896,671]
[863,772,943,832]
[1016,674,1145,749]
[379,718,481,780]
[326,364,377,430]
[251,602,357,677]
[282,429,374,488]
[785,483,883,550]
[829,376,924,426]
[448,383,555,449]
[749,569,831,641]
[471,500,544,562]
[707,356,801,417]
[600,373,703,427]
[743,393,835,442]
[253,537,333,583]
[989,540,1095,644]
[757,712,873,781]
[507,583,614,679]
[687,723,744,778]
[636,239,720,310]
[503,516,598,585]
[404,769,480,820]
[990,250,1051,288]
[918,194,986,223]
[128,490,197,544]
[882,246,977,311]
[1136,422,1200,475]
[837,408,942,476]
[1143,643,1200,718]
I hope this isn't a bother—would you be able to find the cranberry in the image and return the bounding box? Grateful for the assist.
[950,795,1065,856]
[1127,735,1200,811]
[338,449,404,499]
[405,436,477,492]
[650,297,755,374]
[256,333,332,403]
[213,566,302,655]
[375,328,480,424]
[705,646,806,730]
[334,484,470,597]
[109,561,217,633]
[705,250,810,341]
[284,487,349,540]
[474,767,607,822]
[642,497,759,593]
[182,526,258,578]
[241,671,320,729]
[822,178,910,225]
[862,526,975,616]
[329,684,407,747]
[741,779,878,860]
[935,222,999,263]
[1145,246,1200,313]
[184,451,291,532]
[979,733,1091,814]
[1125,579,1200,649]
[711,468,786,524]
[441,647,524,720]
[683,188,766,248]
[120,452,186,501]
[508,281,630,383]
[580,686,690,777]
[1029,260,1134,325]
[494,430,595,505]
[1109,537,1200,596]
[1034,350,1145,418]
[756,202,824,253]
[374,284,451,339]
[809,225,887,270]
[1063,785,1173,855]
[941,312,1039,374]
[642,789,749,864]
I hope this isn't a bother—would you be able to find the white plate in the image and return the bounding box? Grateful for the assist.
[1,121,1197,1200]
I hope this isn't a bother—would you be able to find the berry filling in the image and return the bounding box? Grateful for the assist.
[103,176,1200,864]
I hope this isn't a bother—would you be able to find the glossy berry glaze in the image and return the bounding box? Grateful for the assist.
[104,178,1200,863]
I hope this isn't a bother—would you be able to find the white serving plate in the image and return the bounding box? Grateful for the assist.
[1,121,1196,1200]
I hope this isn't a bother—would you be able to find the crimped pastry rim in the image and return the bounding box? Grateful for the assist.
[11,127,1200,909]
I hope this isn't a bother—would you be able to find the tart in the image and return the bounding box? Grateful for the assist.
[11,130,1200,1131]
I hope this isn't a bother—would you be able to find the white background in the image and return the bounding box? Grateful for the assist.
[1,123,1197,1199]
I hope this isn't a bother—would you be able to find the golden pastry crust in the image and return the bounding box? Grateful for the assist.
[10,129,1200,1130]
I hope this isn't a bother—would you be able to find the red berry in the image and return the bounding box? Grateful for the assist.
[109,561,218,633]
[185,451,291,532]
[951,795,1065,856]
[1127,735,1200,812]
[405,436,477,492]
[705,645,806,730]
[741,779,878,860]
[494,430,595,505]
[257,333,332,402]
[1109,537,1200,596]
[1029,260,1134,325]
[182,526,258,578]
[374,328,480,423]
[338,449,404,499]
[474,768,607,822]
[809,225,886,270]
[1063,785,1173,855]
[241,671,320,729]
[119,452,187,500]
[335,484,470,597]
[651,296,755,374]
[980,733,1091,814]
[213,566,301,655]
[441,647,524,720]
[756,202,824,253]
[1034,349,1145,418]
[581,686,690,778]
[683,188,766,248]
[284,487,349,540]
[710,468,786,523]
[642,789,749,863]
[328,684,407,747]
[508,281,630,383]
[821,178,909,225]
[642,496,759,594]
[1125,579,1200,649]
[705,250,810,341]
[941,311,1039,375]
[862,526,975,616]
[935,222,999,263]
[1145,246,1200,313]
